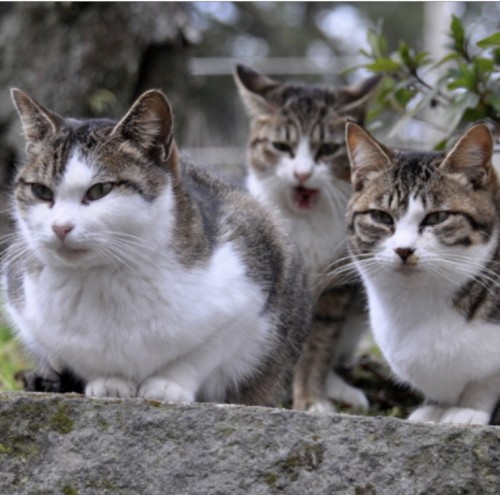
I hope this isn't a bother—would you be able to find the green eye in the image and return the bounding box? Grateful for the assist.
[317,143,340,157]
[31,183,54,202]
[272,142,292,153]
[423,211,450,226]
[370,210,393,226]
[84,182,114,202]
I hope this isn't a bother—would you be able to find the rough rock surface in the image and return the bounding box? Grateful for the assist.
[1,392,500,495]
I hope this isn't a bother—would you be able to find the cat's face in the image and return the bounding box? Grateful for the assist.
[346,122,498,289]
[235,65,380,215]
[11,89,175,269]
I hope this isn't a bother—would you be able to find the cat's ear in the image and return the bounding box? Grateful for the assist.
[11,88,64,151]
[337,75,382,118]
[112,89,173,163]
[440,123,494,188]
[234,65,280,116]
[345,122,392,190]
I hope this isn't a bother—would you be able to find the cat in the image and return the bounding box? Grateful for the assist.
[1,87,311,406]
[234,64,380,413]
[345,121,500,425]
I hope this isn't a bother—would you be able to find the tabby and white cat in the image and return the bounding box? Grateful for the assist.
[2,88,311,406]
[234,65,380,412]
[346,121,500,425]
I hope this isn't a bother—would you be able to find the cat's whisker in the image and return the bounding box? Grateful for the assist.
[443,264,500,295]
[98,236,168,276]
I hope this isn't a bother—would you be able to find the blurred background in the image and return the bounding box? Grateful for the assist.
[0,2,497,178]
[0,2,498,394]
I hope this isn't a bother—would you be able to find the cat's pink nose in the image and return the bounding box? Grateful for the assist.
[294,171,312,184]
[52,223,74,241]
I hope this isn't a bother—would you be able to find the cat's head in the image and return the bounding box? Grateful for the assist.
[234,64,380,214]
[345,122,498,289]
[11,88,178,269]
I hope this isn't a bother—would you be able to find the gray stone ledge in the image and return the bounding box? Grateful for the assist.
[1,392,499,494]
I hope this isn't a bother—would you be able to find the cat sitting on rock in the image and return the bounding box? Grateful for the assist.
[345,121,500,425]
[2,88,311,407]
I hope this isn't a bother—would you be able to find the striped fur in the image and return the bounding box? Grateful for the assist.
[2,88,311,406]
[346,122,500,424]
[235,65,380,412]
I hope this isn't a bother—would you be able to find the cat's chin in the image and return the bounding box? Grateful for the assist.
[45,245,93,266]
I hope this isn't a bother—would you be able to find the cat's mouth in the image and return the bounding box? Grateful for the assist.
[55,245,90,260]
[292,186,320,210]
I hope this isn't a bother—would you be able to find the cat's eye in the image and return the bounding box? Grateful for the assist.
[84,182,114,203]
[422,211,450,227]
[317,143,340,157]
[369,210,393,226]
[272,142,292,154]
[31,183,54,202]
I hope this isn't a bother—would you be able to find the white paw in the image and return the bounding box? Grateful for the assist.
[138,377,195,403]
[325,371,369,411]
[85,376,136,399]
[408,405,445,423]
[439,407,490,425]
[307,399,337,415]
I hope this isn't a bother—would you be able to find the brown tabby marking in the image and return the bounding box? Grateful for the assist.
[235,65,380,411]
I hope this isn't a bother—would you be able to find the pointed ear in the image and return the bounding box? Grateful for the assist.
[111,89,173,162]
[345,122,392,190]
[337,74,382,118]
[234,64,280,117]
[11,88,64,151]
[440,123,494,188]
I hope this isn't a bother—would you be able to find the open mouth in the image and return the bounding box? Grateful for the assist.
[292,186,320,210]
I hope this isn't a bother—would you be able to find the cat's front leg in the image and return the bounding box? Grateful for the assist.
[137,358,200,403]
[293,287,368,412]
[137,376,195,403]
[438,374,500,425]
[85,376,137,399]
[408,404,446,423]
[137,343,218,403]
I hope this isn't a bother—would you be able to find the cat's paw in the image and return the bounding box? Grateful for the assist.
[439,407,490,425]
[325,371,369,411]
[85,376,136,399]
[408,405,445,423]
[307,399,337,415]
[138,377,195,403]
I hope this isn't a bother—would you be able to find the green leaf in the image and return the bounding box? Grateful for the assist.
[474,57,495,78]
[367,30,388,58]
[393,88,416,108]
[474,57,494,75]
[494,48,500,66]
[486,94,500,112]
[462,107,488,121]
[476,32,500,48]
[450,15,466,54]
[434,52,461,68]
[365,58,402,72]
[433,139,449,151]
[359,49,373,59]
[415,51,432,67]
[447,78,472,90]
[398,41,412,68]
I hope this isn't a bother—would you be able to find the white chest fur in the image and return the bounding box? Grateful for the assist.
[14,241,271,396]
[364,279,500,404]
[246,172,350,284]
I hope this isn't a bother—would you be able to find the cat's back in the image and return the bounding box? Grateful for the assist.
[181,162,305,276]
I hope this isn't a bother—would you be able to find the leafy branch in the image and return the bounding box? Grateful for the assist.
[354,16,500,149]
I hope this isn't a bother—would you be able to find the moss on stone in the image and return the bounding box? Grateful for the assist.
[49,402,74,434]
[62,485,79,495]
